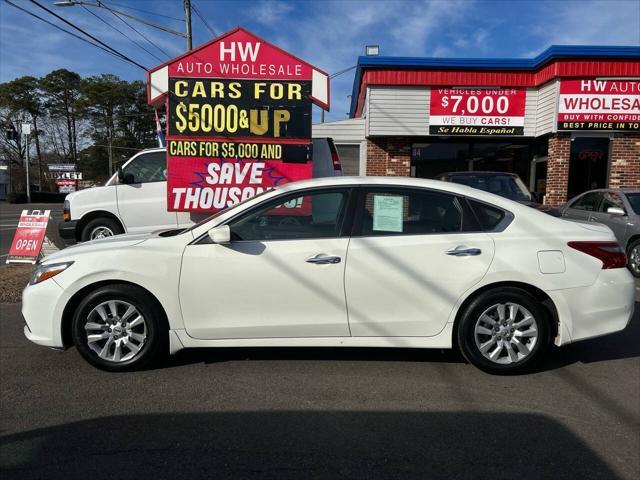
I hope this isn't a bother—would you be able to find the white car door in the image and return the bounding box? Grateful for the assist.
[179,187,353,339]
[345,187,495,337]
[116,150,178,233]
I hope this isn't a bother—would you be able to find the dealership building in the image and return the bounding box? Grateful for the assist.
[313,46,640,206]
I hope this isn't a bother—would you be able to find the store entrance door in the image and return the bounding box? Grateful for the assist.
[567,137,609,199]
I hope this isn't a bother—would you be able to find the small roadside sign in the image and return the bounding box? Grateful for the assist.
[6,210,51,264]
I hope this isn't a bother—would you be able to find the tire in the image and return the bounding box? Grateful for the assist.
[72,284,167,371]
[627,239,640,278]
[80,217,123,242]
[456,287,552,374]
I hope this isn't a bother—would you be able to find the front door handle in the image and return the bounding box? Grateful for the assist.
[446,246,482,256]
[306,254,341,264]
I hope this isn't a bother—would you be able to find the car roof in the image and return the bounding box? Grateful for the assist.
[274,176,529,212]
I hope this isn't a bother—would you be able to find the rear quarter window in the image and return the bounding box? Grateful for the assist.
[468,199,508,231]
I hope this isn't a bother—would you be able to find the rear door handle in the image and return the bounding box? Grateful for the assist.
[306,254,341,264]
[446,246,482,256]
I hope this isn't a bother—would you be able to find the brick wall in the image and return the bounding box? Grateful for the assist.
[609,134,640,189]
[366,138,411,176]
[545,133,571,206]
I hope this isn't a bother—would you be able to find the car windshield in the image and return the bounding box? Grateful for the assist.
[448,174,532,202]
[626,193,640,214]
[182,188,274,233]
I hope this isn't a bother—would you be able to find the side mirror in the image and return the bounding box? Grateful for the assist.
[207,225,231,244]
[607,207,625,216]
[530,191,541,203]
[117,167,135,184]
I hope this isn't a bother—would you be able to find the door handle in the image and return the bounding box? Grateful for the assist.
[446,246,482,256]
[306,254,341,264]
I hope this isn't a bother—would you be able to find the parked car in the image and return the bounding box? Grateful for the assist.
[437,171,554,213]
[556,188,640,277]
[59,138,342,243]
[24,177,634,374]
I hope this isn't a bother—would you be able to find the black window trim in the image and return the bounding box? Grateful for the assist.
[192,185,357,245]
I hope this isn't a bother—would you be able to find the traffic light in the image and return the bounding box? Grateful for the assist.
[5,127,18,141]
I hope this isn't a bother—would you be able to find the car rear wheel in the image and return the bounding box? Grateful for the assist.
[71,285,167,371]
[627,239,640,278]
[457,287,552,374]
[81,217,123,242]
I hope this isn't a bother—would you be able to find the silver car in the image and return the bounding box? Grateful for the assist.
[558,189,640,277]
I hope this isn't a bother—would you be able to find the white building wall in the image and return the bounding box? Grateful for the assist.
[367,87,430,136]
[535,80,558,136]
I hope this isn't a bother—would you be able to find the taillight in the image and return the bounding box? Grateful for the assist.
[63,200,70,222]
[328,142,342,171]
[568,241,627,269]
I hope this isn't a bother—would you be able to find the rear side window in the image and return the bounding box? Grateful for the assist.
[358,188,463,236]
[570,192,601,212]
[468,200,507,231]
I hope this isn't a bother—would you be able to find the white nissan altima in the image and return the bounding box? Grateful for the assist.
[22,177,635,374]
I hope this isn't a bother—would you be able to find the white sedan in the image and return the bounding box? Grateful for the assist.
[22,177,635,374]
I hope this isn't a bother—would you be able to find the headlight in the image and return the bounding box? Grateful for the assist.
[30,262,74,285]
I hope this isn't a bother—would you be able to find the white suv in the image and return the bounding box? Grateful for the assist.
[60,139,342,243]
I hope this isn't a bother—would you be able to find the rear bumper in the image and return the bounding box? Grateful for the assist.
[58,220,78,244]
[549,268,635,345]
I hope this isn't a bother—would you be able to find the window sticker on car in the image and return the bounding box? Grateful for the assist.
[373,195,404,232]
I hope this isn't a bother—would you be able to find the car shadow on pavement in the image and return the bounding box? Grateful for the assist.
[163,302,640,373]
[0,411,620,480]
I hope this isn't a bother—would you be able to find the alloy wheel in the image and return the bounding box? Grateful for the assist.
[84,300,147,363]
[473,302,538,365]
[629,245,640,276]
[90,226,115,240]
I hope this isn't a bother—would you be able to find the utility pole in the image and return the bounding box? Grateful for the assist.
[22,122,31,203]
[184,0,192,50]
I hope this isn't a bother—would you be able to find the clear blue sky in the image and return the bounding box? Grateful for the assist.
[1,0,639,122]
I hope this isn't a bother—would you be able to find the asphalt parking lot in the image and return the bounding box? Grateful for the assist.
[0,202,639,479]
[1,297,639,479]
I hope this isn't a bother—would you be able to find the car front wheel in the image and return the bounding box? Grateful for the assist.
[71,285,167,371]
[80,217,124,242]
[457,287,552,374]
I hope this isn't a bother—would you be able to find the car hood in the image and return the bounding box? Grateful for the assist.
[41,232,153,264]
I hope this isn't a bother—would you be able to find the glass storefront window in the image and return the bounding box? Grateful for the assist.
[567,137,610,199]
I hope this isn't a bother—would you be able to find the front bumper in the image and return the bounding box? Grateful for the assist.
[58,220,78,244]
[22,279,70,349]
[549,268,635,345]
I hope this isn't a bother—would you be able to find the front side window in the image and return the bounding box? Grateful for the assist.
[122,151,167,184]
[626,193,640,214]
[570,192,602,211]
[229,189,350,241]
[358,188,463,236]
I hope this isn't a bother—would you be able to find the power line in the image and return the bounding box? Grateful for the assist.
[192,1,217,37]
[106,1,184,22]
[28,0,148,71]
[79,4,165,63]
[3,0,141,68]
[330,65,357,79]
[102,1,172,59]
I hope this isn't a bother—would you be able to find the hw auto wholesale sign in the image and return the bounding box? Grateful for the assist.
[429,88,526,136]
[147,27,329,212]
[557,79,640,131]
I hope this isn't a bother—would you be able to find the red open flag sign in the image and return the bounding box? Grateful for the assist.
[7,210,50,264]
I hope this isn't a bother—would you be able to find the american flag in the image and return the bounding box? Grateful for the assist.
[155,109,166,148]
